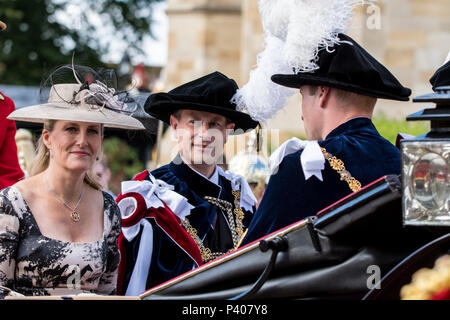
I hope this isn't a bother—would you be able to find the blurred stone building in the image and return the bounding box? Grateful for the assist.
[156,0,450,165]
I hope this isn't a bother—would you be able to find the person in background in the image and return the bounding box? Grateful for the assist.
[93,152,115,199]
[14,128,36,177]
[0,19,25,189]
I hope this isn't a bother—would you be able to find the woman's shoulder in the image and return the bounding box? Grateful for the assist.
[0,185,14,196]
[102,190,117,207]
[0,186,18,204]
[0,184,26,201]
[0,186,26,219]
[11,175,42,201]
[0,186,22,239]
[101,190,121,224]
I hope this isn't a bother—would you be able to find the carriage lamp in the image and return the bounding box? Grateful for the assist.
[401,85,450,226]
[402,140,449,225]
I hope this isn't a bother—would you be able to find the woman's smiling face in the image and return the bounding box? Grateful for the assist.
[43,120,103,172]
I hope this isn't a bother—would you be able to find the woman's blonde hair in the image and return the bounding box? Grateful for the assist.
[28,120,103,190]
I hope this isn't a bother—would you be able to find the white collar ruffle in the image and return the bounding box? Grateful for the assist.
[269,138,325,181]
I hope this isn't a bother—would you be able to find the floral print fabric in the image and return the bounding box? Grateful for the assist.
[0,186,121,296]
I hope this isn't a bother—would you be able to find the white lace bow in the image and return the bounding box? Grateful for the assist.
[269,138,325,181]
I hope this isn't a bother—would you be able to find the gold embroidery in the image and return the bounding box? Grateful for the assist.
[321,147,362,193]
[329,157,345,171]
[180,190,246,263]
[231,190,245,239]
[348,177,362,192]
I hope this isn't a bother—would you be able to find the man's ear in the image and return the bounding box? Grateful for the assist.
[170,114,182,141]
[226,122,235,131]
[318,86,331,109]
[224,122,235,144]
[169,114,178,130]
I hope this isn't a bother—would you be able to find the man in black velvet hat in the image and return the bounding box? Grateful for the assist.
[430,57,450,90]
[240,33,412,246]
[116,71,259,295]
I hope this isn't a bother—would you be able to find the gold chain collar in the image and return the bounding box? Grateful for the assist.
[180,190,246,264]
[321,147,362,192]
[180,148,361,263]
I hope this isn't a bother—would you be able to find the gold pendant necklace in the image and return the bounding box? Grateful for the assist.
[43,173,84,222]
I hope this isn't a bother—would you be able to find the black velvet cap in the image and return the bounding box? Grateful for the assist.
[144,71,259,132]
[430,60,450,90]
[271,34,412,101]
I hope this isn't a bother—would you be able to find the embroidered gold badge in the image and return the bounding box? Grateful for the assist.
[321,147,362,193]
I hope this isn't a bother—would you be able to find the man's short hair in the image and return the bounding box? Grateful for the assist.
[306,85,376,111]
[172,109,233,124]
[172,109,183,120]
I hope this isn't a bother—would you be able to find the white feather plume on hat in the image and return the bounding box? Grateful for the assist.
[232,0,375,123]
[445,50,450,64]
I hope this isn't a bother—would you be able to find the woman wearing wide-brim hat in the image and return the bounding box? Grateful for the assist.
[0,65,144,297]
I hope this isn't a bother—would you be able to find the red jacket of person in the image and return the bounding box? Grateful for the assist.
[0,91,25,189]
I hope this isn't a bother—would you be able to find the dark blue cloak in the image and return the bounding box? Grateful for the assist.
[120,155,255,293]
[241,118,401,246]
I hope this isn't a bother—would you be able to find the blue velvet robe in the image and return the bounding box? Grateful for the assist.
[241,118,401,246]
[121,155,255,292]
[152,155,255,252]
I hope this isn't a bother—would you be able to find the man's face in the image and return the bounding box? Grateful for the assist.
[170,109,235,166]
[299,85,324,140]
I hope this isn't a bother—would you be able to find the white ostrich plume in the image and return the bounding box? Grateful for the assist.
[445,50,450,64]
[232,0,376,123]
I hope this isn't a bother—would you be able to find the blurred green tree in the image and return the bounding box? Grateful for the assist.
[102,136,145,196]
[0,0,163,85]
[372,116,430,144]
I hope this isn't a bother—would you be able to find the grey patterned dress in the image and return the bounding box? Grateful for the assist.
[0,186,121,296]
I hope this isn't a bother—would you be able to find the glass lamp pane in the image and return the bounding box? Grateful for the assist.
[402,140,450,226]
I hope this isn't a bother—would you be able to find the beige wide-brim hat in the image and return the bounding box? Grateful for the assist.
[8,83,145,130]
